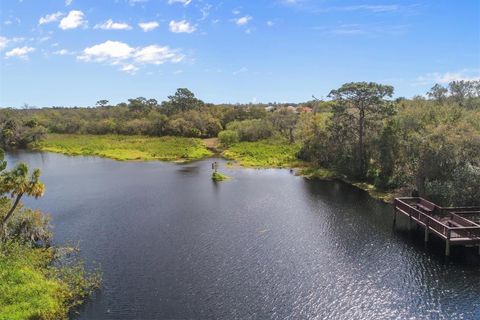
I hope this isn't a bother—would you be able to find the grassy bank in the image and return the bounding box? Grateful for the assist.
[223,139,301,168]
[0,197,101,320]
[37,134,213,162]
[0,244,66,320]
[0,241,100,320]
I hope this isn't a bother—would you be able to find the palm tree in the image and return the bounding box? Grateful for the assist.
[1,162,45,240]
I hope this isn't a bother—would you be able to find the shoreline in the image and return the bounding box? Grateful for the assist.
[30,133,398,204]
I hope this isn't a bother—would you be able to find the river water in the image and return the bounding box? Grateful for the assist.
[5,151,480,320]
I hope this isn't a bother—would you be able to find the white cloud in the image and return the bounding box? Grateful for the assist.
[0,36,25,50]
[200,4,212,20]
[168,0,192,6]
[234,16,252,26]
[267,21,274,27]
[65,0,73,5]
[59,10,87,30]
[233,67,248,75]
[0,37,8,50]
[79,41,134,63]
[78,40,184,73]
[416,69,480,85]
[339,5,400,13]
[134,45,185,64]
[169,20,196,33]
[53,49,73,55]
[39,11,63,25]
[94,19,132,30]
[121,64,139,74]
[5,46,35,59]
[138,21,159,32]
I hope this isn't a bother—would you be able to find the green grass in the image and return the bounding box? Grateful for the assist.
[211,171,230,181]
[299,166,336,180]
[223,139,301,168]
[0,243,67,320]
[37,134,213,162]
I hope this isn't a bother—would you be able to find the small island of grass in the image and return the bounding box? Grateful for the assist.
[211,171,230,181]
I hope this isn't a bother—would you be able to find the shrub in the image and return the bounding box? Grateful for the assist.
[218,130,239,146]
[226,119,273,142]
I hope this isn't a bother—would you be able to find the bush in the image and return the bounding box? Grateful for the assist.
[226,119,273,142]
[218,130,239,146]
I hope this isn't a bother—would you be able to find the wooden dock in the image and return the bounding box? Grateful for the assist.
[393,197,480,256]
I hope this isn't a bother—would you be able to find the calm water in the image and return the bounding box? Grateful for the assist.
[6,151,480,320]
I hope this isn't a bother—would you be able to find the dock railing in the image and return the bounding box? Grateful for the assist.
[394,197,480,241]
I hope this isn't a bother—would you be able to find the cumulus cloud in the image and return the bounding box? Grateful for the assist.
[234,16,252,26]
[94,19,132,30]
[78,40,184,73]
[65,0,73,5]
[5,46,35,59]
[168,0,192,6]
[39,11,63,25]
[138,21,159,32]
[59,10,87,30]
[169,20,196,33]
[79,41,134,62]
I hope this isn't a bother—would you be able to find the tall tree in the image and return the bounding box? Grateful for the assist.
[95,100,109,107]
[328,82,394,178]
[162,88,204,115]
[427,84,448,103]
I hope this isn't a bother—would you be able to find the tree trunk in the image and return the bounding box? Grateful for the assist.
[416,174,426,197]
[358,107,366,177]
[1,193,23,240]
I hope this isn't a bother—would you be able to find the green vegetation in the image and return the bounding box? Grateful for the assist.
[0,150,100,320]
[211,171,230,181]
[1,82,479,206]
[0,242,66,320]
[218,130,239,147]
[223,140,301,168]
[37,134,212,162]
[298,81,480,206]
[299,166,336,180]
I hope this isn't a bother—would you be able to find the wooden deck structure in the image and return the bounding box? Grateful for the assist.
[393,197,480,256]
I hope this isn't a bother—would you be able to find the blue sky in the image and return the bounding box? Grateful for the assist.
[0,0,479,107]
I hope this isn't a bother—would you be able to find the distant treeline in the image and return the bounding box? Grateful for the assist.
[1,81,479,206]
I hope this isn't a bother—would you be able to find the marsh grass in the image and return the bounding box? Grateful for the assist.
[223,139,301,168]
[37,134,213,162]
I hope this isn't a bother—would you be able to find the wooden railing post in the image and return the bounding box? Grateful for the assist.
[393,206,397,228]
[445,229,451,257]
[424,218,429,243]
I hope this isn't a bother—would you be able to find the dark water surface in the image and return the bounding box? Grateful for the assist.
[6,151,480,320]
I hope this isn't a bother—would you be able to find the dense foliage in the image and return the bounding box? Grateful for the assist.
[1,82,479,206]
[299,81,480,206]
[0,150,100,320]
